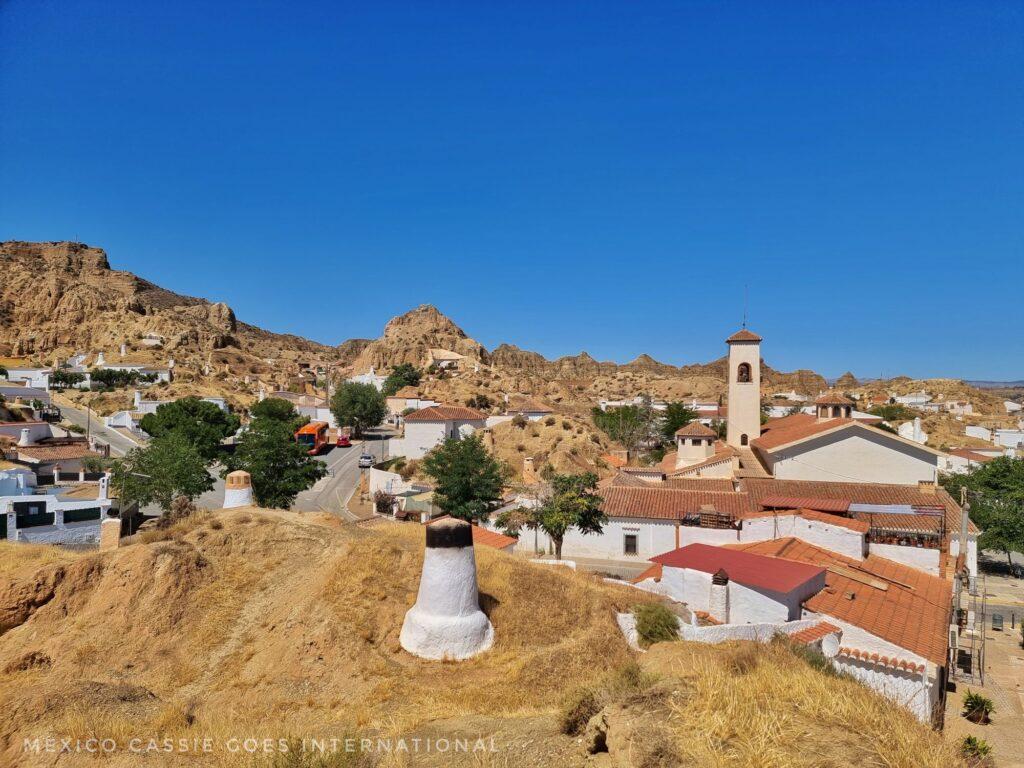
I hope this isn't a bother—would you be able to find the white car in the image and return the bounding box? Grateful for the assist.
[358,454,374,468]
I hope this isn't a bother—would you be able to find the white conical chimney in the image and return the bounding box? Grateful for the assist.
[223,470,254,508]
[95,351,106,366]
[17,428,32,447]
[914,417,923,443]
[400,518,494,660]
[120,343,127,357]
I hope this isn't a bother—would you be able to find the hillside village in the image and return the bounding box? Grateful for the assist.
[2,241,1023,766]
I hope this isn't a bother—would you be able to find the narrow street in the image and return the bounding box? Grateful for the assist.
[51,393,142,457]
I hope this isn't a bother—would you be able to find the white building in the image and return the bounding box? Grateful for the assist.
[2,472,115,547]
[105,391,230,435]
[349,368,386,391]
[1004,400,1022,415]
[506,399,554,422]
[897,417,928,445]
[893,391,932,407]
[390,405,487,460]
[386,387,440,422]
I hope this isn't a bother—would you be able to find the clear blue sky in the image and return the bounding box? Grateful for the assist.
[2,1,1022,379]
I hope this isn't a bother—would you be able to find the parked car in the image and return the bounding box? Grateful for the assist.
[358,453,374,468]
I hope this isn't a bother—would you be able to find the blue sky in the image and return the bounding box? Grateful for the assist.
[2,1,1022,379]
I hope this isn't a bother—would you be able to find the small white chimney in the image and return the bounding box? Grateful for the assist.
[95,351,106,366]
[400,518,494,660]
[133,390,142,408]
[709,568,730,623]
[223,470,254,508]
[17,428,32,447]
[913,417,923,443]
[98,473,110,501]
[167,357,175,369]
[120,343,127,357]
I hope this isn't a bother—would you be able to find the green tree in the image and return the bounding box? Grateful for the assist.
[224,416,326,509]
[50,370,86,389]
[0,365,7,378]
[497,472,606,560]
[111,432,214,513]
[330,382,386,436]
[942,457,1024,566]
[591,404,655,455]
[382,364,421,397]
[139,397,241,462]
[868,404,918,422]
[250,397,302,426]
[421,434,510,521]
[661,402,698,442]
[466,393,492,411]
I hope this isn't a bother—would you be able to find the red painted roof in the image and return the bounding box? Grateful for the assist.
[403,405,486,422]
[651,543,825,594]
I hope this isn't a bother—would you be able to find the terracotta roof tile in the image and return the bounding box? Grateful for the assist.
[726,328,762,343]
[837,647,925,674]
[675,421,718,438]
[598,486,753,521]
[741,507,870,533]
[788,621,841,645]
[403,405,486,422]
[662,477,736,493]
[631,563,663,583]
[815,391,855,406]
[725,537,951,665]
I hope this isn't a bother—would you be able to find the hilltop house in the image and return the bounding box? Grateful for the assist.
[386,387,440,423]
[105,391,230,435]
[389,405,487,460]
[506,399,554,422]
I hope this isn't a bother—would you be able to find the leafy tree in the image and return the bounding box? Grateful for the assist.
[942,457,1024,566]
[50,370,86,389]
[330,382,386,436]
[223,416,326,509]
[497,472,606,560]
[111,432,214,513]
[139,397,241,462]
[382,364,421,397]
[466,393,492,411]
[0,365,7,378]
[591,405,655,455]
[868,404,918,422]
[250,397,302,426]
[661,402,697,442]
[422,434,510,521]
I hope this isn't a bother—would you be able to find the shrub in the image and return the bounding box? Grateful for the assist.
[511,414,528,429]
[544,416,555,426]
[558,661,659,735]
[962,690,994,723]
[373,490,395,516]
[960,735,992,762]
[633,603,679,647]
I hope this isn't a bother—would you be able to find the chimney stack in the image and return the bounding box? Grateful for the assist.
[120,343,127,357]
[400,518,494,660]
[17,428,32,447]
[95,351,106,367]
[223,470,254,508]
[710,568,730,623]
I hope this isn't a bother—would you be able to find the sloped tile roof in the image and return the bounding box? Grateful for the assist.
[726,537,951,665]
[815,391,855,406]
[652,543,825,594]
[403,405,486,422]
[741,507,869,533]
[788,621,841,645]
[598,486,753,521]
[675,421,718,438]
[726,328,762,342]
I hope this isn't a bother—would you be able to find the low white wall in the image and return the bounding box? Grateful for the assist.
[516,516,679,560]
[741,515,865,560]
[0,422,52,443]
[485,415,514,429]
[870,543,941,575]
[369,467,414,497]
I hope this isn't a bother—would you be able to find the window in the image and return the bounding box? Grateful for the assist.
[623,533,638,556]
[736,362,751,383]
[740,434,749,446]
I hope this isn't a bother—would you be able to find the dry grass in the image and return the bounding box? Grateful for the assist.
[0,512,960,767]
[644,640,962,768]
[0,540,80,576]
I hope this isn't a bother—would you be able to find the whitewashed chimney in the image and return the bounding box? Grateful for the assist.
[913,417,923,443]
[98,472,110,501]
[709,568,730,623]
[400,518,494,660]
[95,351,106,366]
[120,343,127,357]
[17,428,32,447]
[223,470,254,508]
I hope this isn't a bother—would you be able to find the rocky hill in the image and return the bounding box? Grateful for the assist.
[0,241,341,407]
[0,510,960,767]
[348,304,487,372]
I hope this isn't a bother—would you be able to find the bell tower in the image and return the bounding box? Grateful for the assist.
[725,328,762,448]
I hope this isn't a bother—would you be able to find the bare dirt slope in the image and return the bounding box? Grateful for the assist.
[0,511,961,767]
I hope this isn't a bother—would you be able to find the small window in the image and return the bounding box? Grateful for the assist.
[624,534,638,556]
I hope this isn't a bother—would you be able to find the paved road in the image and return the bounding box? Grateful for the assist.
[51,395,142,457]
[194,432,389,517]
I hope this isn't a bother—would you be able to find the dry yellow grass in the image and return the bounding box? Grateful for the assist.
[0,512,962,767]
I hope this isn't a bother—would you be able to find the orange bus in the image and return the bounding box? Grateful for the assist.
[295,421,330,455]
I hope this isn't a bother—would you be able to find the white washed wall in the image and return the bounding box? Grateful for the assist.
[768,430,939,485]
[870,543,941,575]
